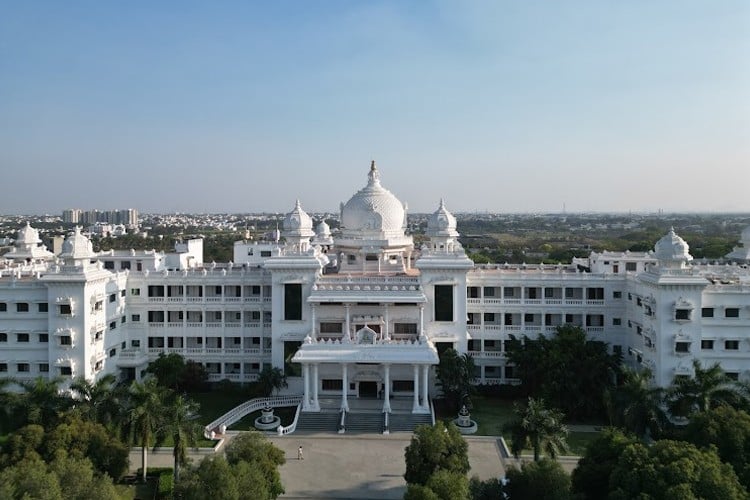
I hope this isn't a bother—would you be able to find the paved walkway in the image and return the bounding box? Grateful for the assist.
[129,431,578,498]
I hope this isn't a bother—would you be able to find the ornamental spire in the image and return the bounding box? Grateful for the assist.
[367,160,380,186]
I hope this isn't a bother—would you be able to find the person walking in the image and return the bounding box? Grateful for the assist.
[298,445,304,460]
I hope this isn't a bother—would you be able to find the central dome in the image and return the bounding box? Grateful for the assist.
[340,161,406,238]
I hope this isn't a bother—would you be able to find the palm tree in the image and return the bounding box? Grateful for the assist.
[605,367,668,439]
[257,366,288,397]
[128,378,166,483]
[0,377,19,432]
[156,394,202,484]
[667,360,738,417]
[505,397,569,461]
[70,374,128,431]
[16,376,71,427]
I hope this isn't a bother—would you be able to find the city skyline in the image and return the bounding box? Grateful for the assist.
[1,1,748,214]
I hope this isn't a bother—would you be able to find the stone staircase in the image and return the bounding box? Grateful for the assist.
[344,411,385,434]
[295,411,341,433]
[388,413,433,433]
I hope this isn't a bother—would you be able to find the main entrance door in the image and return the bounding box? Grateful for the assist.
[358,381,378,398]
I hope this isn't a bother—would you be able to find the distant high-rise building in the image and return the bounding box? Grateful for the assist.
[62,208,138,228]
[62,209,81,224]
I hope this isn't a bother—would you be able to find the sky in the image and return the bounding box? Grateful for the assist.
[1,1,748,214]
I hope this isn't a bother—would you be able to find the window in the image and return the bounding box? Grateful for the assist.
[675,342,690,353]
[58,304,72,315]
[130,288,141,296]
[587,288,604,300]
[467,287,479,298]
[675,309,690,321]
[726,308,740,318]
[612,318,622,326]
[0,364,7,372]
[524,313,535,323]
[39,363,49,373]
[483,287,495,297]
[702,308,714,318]
[16,302,29,312]
[626,262,637,271]
[17,333,29,342]
[109,321,117,330]
[103,261,115,270]
[38,303,48,313]
[38,333,48,343]
[322,379,343,391]
[94,361,103,372]
[94,331,103,341]
[260,250,271,257]
[131,340,140,348]
[284,284,302,321]
[131,314,141,322]
[109,348,117,357]
[319,322,342,334]
[121,316,126,324]
[121,290,126,297]
[701,340,714,350]
[483,313,495,322]
[434,285,454,322]
[59,366,72,376]
[93,300,103,312]
[60,335,72,346]
[109,294,116,303]
[120,261,131,270]
[17,363,29,373]
[0,333,6,342]
[0,302,5,312]
[394,323,418,334]
[613,291,622,299]
[725,340,740,350]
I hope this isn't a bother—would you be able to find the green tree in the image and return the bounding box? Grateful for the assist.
[504,458,571,500]
[147,352,187,390]
[425,469,469,500]
[609,440,748,500]
[224,431,286,499]
[469,476,505,500]
[604,367,668,439]
[15,376,71,428]
[128,378,167,483]
[505,325,621,420]
[404,483,440,500]
[257,366,288,397]
[684,406,750,490]
[404,421,470,486]
[436,348,475,412]
[667,359,739,417]
[505,397,569,462]
[0,457,63,500]
[175,455,268,500]
[70,373,128,432]
[571,428,639,500]
[155,394,202,484]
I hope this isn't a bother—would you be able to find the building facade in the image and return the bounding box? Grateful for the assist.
[2,164,750,414]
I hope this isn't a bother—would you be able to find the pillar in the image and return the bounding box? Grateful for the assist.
[341,363,349,412]
[384,304,390,340]
[345,304,351,340]
[419,305,425,338]
[412,364,420,412]
[311,304,317,340]
[421,364,429,410]
[302,364,310,411]
[382,364,391,413]
[311,363,319,411]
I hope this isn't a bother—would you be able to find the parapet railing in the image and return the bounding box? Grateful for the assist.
[204,394,302,439]
[277,403,302,435]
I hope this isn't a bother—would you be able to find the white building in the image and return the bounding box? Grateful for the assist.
[2,163,750,417]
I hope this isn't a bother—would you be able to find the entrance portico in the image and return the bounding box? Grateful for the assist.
[292,335,438,415]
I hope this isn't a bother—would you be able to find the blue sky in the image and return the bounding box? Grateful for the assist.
[1,1,748,214]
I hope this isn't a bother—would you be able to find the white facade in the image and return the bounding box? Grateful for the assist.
[2,165,750,412]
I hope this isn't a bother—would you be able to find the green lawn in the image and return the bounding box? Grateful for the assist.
[435,395,600,456]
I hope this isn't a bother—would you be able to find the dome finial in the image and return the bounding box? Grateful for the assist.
[368,160,380,186]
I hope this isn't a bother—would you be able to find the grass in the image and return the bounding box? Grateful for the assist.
[435,395,601,456]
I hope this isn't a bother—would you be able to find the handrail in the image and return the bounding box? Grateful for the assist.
[204,395,302,439]
[277,403,302,435]
[429,399,435,426]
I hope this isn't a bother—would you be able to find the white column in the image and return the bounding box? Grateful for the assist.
[312,363,319,411]
[419,305,425,338]
[341,363,349,412]
[412,364,420,412]
[384,304,390,340]
[421,364,429,410]
[382,364,391,413]
[302,364,310,411]
[311,304,317,340]
[344,304,352,338]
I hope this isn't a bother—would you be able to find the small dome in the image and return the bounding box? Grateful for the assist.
[426,199,458,238]
[283,200,315,237]
[654,228,692,263]
[16,223,41,246]
[340,161,406,237]
[60,227,95,260]
[316,220,331,238]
